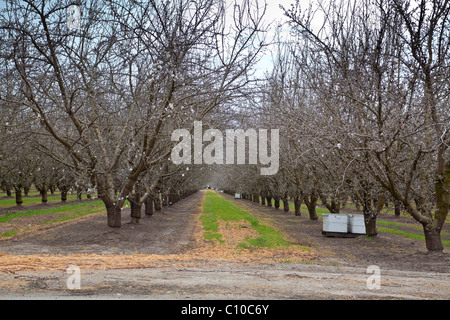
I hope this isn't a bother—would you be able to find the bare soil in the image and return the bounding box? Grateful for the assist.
[226,194,450,274]
[0,190,448,300]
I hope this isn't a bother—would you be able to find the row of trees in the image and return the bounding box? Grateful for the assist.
[0,0,448,252]
[0,0,267,226]
[0,121,202,218]
[214,0,449,253]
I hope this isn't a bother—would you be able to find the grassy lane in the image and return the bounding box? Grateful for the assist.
[201,191,311,251]
[377,226,450,247]
[0,194,87,207]
[0,200,105,238]
[258,198,450,247]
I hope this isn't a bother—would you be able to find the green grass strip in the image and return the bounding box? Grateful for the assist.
[0,229,18,238]
[202,191,310,250]
[378,227,450,247]
[0,200,104,223]
[377,220,450,237]
[0,194,82,207]
[259,198,450,245]
[45,206,106,226]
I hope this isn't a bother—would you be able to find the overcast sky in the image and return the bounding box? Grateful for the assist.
[252,0,297,78]
[0,0,299,78]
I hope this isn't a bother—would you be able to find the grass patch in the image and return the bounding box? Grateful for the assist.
[202,191,307,250]
[0,200,104,224]
[0,194,80,207]
[0,229,18,238]
[378,220,450,237]
[45,205,106,225]
[261,198,450,244]
[378,227,450,247]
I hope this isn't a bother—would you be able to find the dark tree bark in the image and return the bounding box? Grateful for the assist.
[106,205,122,228]
[15,188,23,206]
[61,190,68,202]
[394,200,401,217]
[274,197,280,209]
[320,193,341,213]
[266,196,272,207]
[130,191,142,224]
[77,187,83,201]
[294,196,301,216]
[40,188,48,204]
[260,195,266,206]
[423,225,444,252]
[23,185,30,196]
[154,196,162,211]
[364,214,378,236]
[145,195,154,216]
[303,193,318,220]
[283,198,289,212]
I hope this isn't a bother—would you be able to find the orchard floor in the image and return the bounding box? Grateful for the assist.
[224,193,450,274]
[0,190,448,300]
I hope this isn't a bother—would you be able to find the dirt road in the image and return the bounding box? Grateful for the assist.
[0,190,448,300]
[0,261,447,300]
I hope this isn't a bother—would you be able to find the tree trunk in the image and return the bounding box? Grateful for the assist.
[40,188,48,204]
[320,194,341,213]
[294,197,301,216]
[394,201,401,217]
[331,200,341,213]
[364,213,378,236]
[130,192,142,224]
[106,205,122,228]
[274,197,280,209]
[154,196,162,211]
[283,199,289,212]
[130,201,142,224]
[266,197,272,207]
[162,193,168,207]
[303,193,318,220]
[6,187,11,197]
[306,204,318,220]
[61,190,68,202]
[145,195,154,216]
[363,195,384,236]
[168,189,176,205]
[260,195,266,206]
[15,188,23,206]
[427,157,449,252]
[423,225,444,252]
[23,185,30,196]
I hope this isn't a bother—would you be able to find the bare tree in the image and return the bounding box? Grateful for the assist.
[1,0,267,227]
[284,0,450,251]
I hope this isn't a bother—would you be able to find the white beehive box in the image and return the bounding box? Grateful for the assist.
[348,214,366,234]
[234,193,241,199]
[322,214,348,233]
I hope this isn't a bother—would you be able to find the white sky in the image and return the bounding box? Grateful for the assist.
[252,0,299,78]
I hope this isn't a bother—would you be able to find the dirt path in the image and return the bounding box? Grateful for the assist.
[0,192,203,255]
[224,194,450,274]
[0,190,448,300]
[0,262,447,300]
[0,197,90,216]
